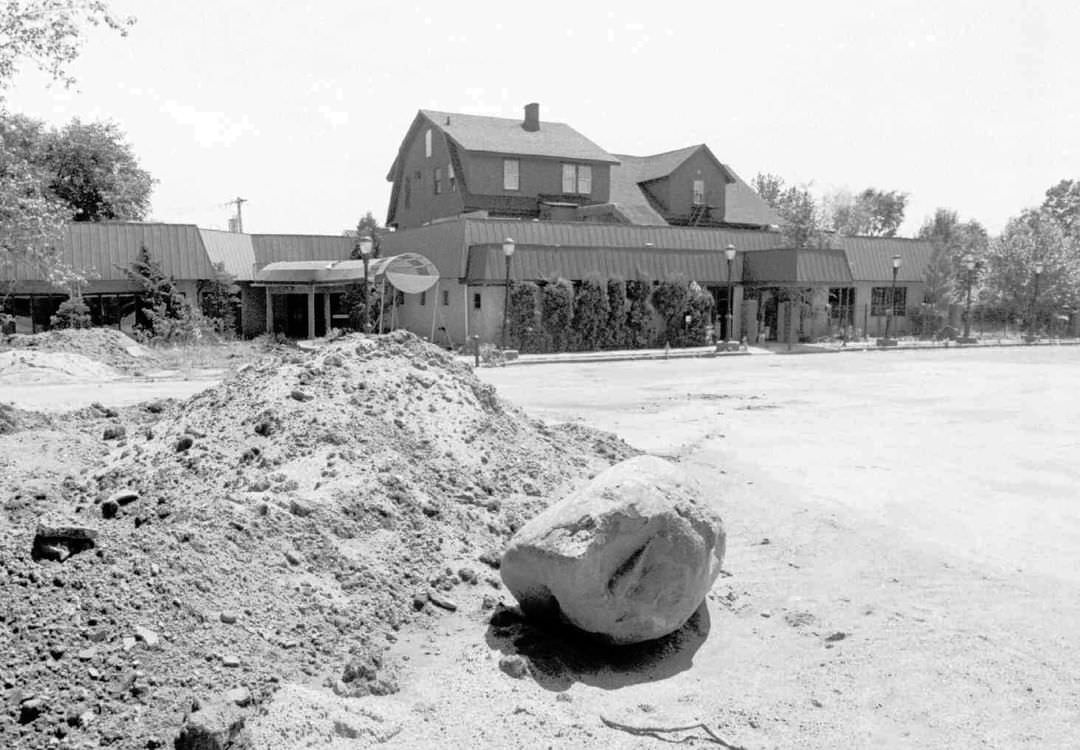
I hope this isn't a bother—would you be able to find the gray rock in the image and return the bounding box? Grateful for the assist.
[224,687,251,707]
[427,590,458,611]
[134,626,160,649]
[174,697,247,750]
[498,654,530,679]
[32,518,99,561]
[500,455,725,644]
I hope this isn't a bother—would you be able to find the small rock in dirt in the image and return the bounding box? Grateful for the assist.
[220,611,238,624]
[498,654,530,679]
[102,425,126,440]
[290,389,313,402]
[825,631,848,642]
[224,687,251,707]
[288,499,313,517]
[221,654,241,668]
[134,626,160,649]
[284,550,302,566]
[77,647,97,661]
[174,696,247,750]
[458,567,478,584]
[109,490,140,506]
[411,593,427,611]
[427,590,458,611]
[145,400,166,414]
[100,499,119,519]
[478,550,502,569]
[18,697,46,724]
[32,518,98,562]
[174,435,194,452]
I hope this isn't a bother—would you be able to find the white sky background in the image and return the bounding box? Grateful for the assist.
[5,0,1079,236]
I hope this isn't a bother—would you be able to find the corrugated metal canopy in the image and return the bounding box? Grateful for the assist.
[466,245,745,284]
[200,229,255,280]
[832,236,934,282]
[742,248,853,285]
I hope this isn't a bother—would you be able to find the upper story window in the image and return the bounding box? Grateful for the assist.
[425,129,432,158]
[433,167,443,195]
[692,179,705,206]
[503,159,519,191]
[562,163,592,194]
[448,162,456,192]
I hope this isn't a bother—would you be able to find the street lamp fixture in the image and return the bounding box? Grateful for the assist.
[501,238,516,350]
[356,235,374,334]
[724,244,736,343]
[880,254,902,346]
[959,253,978,343]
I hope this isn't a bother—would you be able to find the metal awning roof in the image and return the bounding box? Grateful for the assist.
[253,253,440,293]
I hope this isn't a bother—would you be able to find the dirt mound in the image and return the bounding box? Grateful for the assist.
[0,350,123,384]
[1,328,157,373]
[0,331,635,749]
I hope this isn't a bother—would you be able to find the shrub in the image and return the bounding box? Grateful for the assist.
[678,282,714,346]
[50,295,92,330]
[506,281,541,351]
[143,299,218,344]
[603,278,628,349]
[651,275,691,346]
[199,265,240,336]
[572,274,609,351]
[625,279,653,349]
[541,278,574,351]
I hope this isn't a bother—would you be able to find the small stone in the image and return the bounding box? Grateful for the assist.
[110,490,140,507]
[427,590,458,612]
[86,627,109,643]
[223,687,251,707]
[290,389,313,402]
[134,626,160,649]
[221,654,241,668]
[100,499,119,519]
[284,550,302,566]
[825,631,848,642]
[288,499,312,517]
[77,648,97,661]
[458,567,478,584]
[102,425,126,441]
[174,435,194,452]
[411,593,427,611]
[760,611,772,618]
[478,550,502,569]
[18,697,45,723]
[498,654,530,679]
[220,611,238,625]
[49,645,65,660]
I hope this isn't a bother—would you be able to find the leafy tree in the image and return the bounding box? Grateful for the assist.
[120,245,185,334]
[0,1,134,91]
[351,211,383,258]
[1,2,134,284]
[828,188,908,237]
[982,209,1080,325]
[682,282,714,346]
[571,274,608,351]
[40,118,153,221]
[1041,179,1080,239]
[540,278,574,352]
[917,208,989,306]
[753,173,823,248]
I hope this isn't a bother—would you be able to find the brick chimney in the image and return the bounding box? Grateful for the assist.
[523,102,540,132]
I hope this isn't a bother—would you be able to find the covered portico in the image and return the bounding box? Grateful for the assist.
[252,253,440,339]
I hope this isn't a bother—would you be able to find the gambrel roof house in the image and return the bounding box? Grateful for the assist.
[385,103,778,231]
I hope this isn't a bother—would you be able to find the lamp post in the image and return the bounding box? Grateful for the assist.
[356,235,374,333]
[501,237,515,350]
[960,252,977,343]
[724,243,736,343]
[880,254,902,345]
[1028,261,1044,340]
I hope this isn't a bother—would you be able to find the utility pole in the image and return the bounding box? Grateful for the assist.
[229,197,247,233]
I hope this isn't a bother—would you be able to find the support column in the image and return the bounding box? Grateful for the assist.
[307,286,316,339]
[323,292,332,336]
[265,287,274,334]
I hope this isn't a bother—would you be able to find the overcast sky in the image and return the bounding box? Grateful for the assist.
[6,0,1079,237]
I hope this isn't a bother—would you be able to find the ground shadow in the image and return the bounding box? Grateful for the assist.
[484,601,712,692]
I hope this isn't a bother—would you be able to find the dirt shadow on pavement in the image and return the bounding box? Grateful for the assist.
[484,602,711,692]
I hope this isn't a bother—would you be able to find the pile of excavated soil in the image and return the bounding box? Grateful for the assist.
[0,350,123,385]
[0,331,635,749]
[1,328,157,374]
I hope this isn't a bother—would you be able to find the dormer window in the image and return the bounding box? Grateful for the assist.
[503,159,519,191]
[425,129,432,158]
[692,179,705,206]
[448,162,456,192]
[562,163,592,195]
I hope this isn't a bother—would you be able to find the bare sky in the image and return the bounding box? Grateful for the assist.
[6,0,1078,236]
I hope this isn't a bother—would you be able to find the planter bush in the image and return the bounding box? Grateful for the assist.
[507,281,542,352]
[541,278,574,352]
[651,276,691,346]
[625,280,653,349]
[603,278,628,350]
[50,296,92,330]
[572,274,609,351]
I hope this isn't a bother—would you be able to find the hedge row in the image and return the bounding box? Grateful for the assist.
[504,275,715,353]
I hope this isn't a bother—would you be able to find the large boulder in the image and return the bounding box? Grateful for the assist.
[500,455,725,644]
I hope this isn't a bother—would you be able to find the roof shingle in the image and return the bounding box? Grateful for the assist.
[420,110,618,163]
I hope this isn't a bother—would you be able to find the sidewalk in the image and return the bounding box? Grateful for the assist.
[461,336,1080,367]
